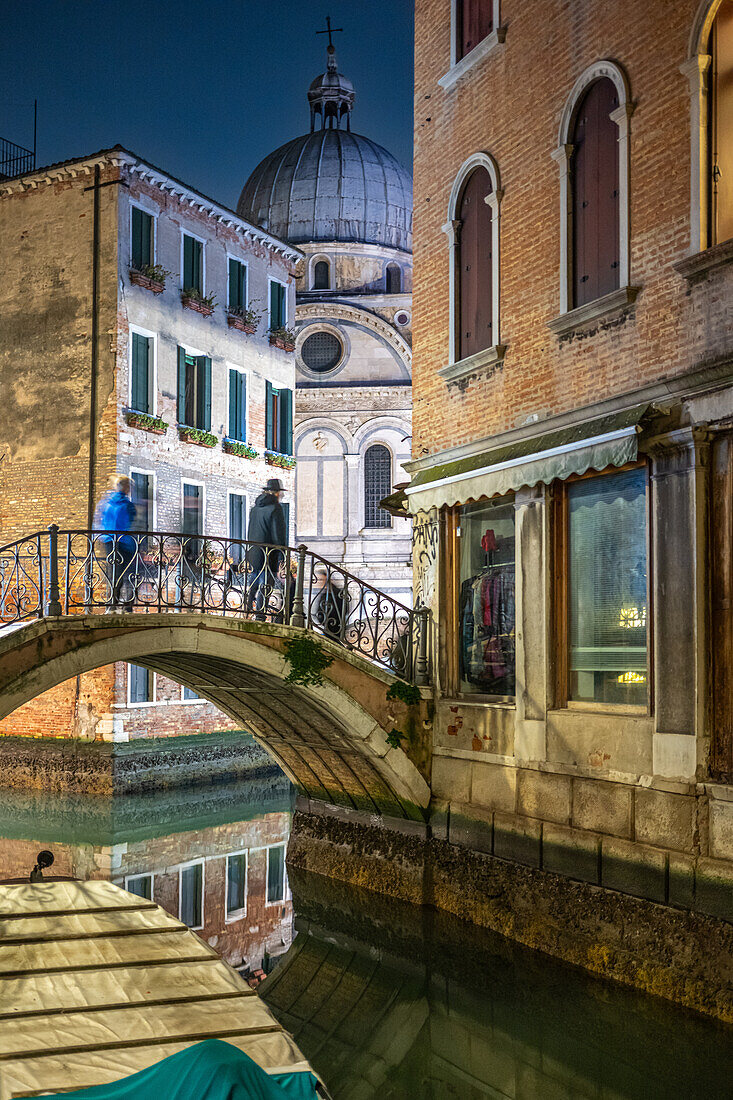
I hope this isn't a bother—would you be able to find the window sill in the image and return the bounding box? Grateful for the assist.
[438,27,507,90]
[673,238,733,281]
[547,286,640,338]
[438,344,506,384]
[549,703,649,718]
[440,696,516,709]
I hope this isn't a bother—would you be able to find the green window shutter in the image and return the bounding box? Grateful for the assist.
[201,357,212,431]
[228,368,237,438]
[177,347,187,424]
[131,208,152,269]
[240,264,247,310]
[280,388,293,455]
[238,372,247,441]
[265,381,274,450]
[183,235,202,292]
[270,281,285,329]
[228,258,237,310]
[228,259,246,311]
[131,333,150,413]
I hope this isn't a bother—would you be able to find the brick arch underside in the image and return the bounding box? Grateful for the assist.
[0,618,428,820]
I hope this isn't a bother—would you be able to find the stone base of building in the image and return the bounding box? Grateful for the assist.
[0,730,279,794]
[289,799,733,1023]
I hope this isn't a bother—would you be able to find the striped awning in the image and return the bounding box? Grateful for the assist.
[405,405,650,513]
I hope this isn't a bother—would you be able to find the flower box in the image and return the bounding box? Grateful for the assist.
[268,334,296,352]
[265,450,296,470]
[125,411,168,435]
[130,269,165,294]
[227,313,257,334]
[182,295,215,316]
[179,426,218,448]
[223,439,259,459]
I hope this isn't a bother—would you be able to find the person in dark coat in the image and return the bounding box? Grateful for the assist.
[98,476,137,610]
[246,479,288,618]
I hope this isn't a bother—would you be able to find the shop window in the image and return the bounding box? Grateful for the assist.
[179,861,204,928]
[708,0,733,245]
[182,234,203,295]
[131,206,153,270]
[364,444,392,529]
[565,467,648,706]
[226,852,248,918]
[457,497,515,697]
[266,844,286,904]
[313,260,330,289]
[177,348,211,430]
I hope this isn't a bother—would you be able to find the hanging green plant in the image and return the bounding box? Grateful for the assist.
[386,679,422,707]
[386,728,404,750]
[283,635,334,686]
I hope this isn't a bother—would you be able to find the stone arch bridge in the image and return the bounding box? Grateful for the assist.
[0,527,431,819]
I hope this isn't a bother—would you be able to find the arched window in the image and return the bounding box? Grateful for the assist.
[313,260,330,290]
[708,1,733,245]
[364,444,392,529]
[552,62,633,321]
[386,263,401,294]
[570,78,620,308]
[458,166,493,360]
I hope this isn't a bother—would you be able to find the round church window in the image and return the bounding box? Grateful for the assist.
[301,330,343,373]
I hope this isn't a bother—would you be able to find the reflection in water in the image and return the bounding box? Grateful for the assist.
[2,781,732,1098]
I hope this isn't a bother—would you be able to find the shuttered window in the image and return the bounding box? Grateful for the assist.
[131,207,153,270]
[130,332,152,413]
[571,78,620,309]
[364,444,392,529]
[458,0,493,60]
[709,1,733,246]
[130,471,153,532]
[182,234,203,294]
[228,258,247,311]
[228,369,247,441]
[458,166,493,361]
[313,260,330,289]
[265,382,293,454]
[269,280,287,329]
[177,347,211,430]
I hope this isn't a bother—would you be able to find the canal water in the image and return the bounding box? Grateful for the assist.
[2,776,732,1099]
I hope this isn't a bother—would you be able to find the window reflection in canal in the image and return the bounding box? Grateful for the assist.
[2,779,732,1099]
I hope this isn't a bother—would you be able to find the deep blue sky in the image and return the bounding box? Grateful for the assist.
[1,0,414,209]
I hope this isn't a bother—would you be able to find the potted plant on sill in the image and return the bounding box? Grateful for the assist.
[181,287,217,316]
[178,425,218,448]
[222,438,259,459]
[227,305,262,334]
[125,410,169,435]
[265,450,296,470]
[268,326,297,352]
[129,264,171,294]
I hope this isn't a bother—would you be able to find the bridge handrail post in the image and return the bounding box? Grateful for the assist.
[289,545,308,628]
[415,605,430,685]
[45,524,62,617]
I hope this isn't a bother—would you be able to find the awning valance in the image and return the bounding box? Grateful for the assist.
[405,405,650,513]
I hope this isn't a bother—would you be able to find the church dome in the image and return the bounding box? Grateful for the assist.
[237,40,412,252]
[237,130,412,252]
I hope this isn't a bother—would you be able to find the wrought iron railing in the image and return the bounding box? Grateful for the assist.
[0,527,430,684]
[0,136,35,180]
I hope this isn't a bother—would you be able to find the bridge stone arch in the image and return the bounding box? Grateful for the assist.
[0,615,430,820]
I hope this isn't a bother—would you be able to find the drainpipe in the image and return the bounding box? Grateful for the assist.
[87,163,101,528]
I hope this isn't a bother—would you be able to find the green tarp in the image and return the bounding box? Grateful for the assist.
[41,1040,321,1100]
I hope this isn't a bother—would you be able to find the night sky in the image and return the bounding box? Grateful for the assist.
[0,0,414,209]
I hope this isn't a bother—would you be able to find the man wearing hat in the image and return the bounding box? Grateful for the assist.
[246,478,288,618]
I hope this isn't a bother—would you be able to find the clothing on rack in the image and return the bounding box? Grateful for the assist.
[459,562,515,694]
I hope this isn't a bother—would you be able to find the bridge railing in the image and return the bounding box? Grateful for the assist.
[0,527,430,684]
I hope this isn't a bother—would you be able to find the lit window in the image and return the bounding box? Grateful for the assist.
[567,467,648,706]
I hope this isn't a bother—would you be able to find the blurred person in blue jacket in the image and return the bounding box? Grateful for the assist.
[98,476,137,611]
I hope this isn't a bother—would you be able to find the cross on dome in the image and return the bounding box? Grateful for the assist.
[309,18,355,132]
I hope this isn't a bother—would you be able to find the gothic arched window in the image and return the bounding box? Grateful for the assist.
[313,260,330,290]
[386,263,401,294]
[364,444,392,529]
[570,77,620,308]
[458,166,493,360]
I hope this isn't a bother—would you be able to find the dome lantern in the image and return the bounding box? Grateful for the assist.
[308,24,355,132]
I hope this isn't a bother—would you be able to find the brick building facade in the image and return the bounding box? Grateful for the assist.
[0,147,300,740]
[409,0,733,916]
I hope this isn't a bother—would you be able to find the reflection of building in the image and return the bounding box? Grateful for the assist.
[407,1,733,917]
[238,43,413,605]
[0,776,294,972]
[0,146,299,741]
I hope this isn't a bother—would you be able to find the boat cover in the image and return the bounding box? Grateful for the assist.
[40,1040,320,1099]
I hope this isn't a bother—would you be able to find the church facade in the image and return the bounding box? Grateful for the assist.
[238,43,413,606]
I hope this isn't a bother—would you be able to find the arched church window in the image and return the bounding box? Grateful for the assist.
[570,78,620,308]
[708,1,733,245]
[386,263,401,294]
[301,330,343,373]
[458,166,493,360]
[364,444,392,529]
[313,260,330,290]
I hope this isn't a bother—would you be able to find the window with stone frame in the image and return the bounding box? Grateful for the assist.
[457,0,494,60]
[182,234,203,295]
[265,383,293,454]
[177,348,211,431]
[313,260,330,290]
[364,444,392,529]
[131,206,153,270]
[457,166,493,360]
[708,0,733,246]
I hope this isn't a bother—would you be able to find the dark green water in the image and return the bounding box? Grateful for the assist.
[2,780,732,1099]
